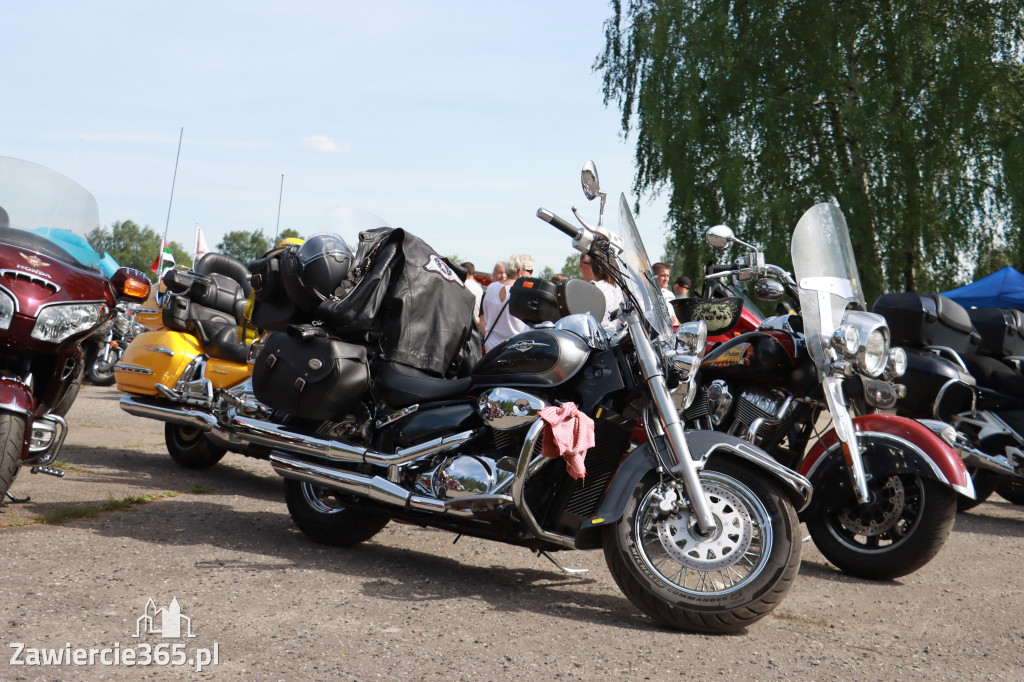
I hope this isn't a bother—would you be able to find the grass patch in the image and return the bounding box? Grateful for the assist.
[188,485,216,494]
[36,491,180,525]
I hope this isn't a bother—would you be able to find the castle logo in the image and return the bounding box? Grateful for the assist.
[134,597,196,639]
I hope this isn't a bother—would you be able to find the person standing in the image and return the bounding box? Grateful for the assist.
[579,254,596,282]
[589,255,625,332]
[482,253,534,350]
[462,261,484,330]
[653,262,679,325]
[674,276,692,298]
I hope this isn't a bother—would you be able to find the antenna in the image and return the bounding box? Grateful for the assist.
[274,173,284,242]
[158,127,184,273]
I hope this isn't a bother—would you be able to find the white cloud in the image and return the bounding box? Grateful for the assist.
[302,136,351,153]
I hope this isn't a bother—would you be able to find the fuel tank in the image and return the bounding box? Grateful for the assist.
[701,330,798,381]
[473,329,591,388]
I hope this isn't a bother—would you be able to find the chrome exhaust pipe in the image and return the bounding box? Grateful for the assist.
[120,395,220,432]
[270,452,472,516]
[231,414,474,468]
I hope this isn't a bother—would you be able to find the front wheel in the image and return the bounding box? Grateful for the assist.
[603,458,801,633]
[85,342,119,386]
[996,480,1024,505]
[165,424,227,470]
[284,479,391,547]
[805,469,957,580]
[0,413,27,501]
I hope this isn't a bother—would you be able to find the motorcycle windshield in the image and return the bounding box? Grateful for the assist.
[791,203,865,371]
[0,156,103,272]
[618,193,674,340]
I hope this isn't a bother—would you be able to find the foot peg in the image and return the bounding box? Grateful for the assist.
[31,466,65,478]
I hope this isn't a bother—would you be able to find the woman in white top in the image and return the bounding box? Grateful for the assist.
[481,253,534,351]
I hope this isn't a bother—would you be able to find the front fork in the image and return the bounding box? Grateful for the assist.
[626,313,717,533]
[821,375,871,504]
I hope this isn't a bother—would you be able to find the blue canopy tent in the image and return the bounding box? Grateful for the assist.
[941,266,1024,310]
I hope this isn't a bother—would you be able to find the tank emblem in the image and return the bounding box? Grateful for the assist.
[19,253,50,268]
[706,342,753,368]
[508,340,550,353]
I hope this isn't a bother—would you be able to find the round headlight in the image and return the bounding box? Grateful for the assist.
[860,327,890,377]
[831,324,860,357]
[675,320,708,355]
[887,346,908,377]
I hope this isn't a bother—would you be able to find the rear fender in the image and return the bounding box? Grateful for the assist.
[800,414,974,498]
[573,431,812,549]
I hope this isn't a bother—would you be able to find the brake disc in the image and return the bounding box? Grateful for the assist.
[655,482,754,571]
[838,475,906,535]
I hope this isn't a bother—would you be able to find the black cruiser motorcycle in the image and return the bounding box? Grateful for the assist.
[218,163,810,633]
[680,204,972,580]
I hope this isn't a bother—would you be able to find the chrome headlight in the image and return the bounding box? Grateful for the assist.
[0,289,14,330]
[675,320,708,355]
[886,346,908,377]
[830,324,860,357]
[31,302,108,343]
[842,310,890,377]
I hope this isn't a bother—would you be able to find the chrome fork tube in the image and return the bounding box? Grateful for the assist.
[626,312,715,533]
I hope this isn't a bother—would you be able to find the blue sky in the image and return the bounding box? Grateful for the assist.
[2,1,673,275]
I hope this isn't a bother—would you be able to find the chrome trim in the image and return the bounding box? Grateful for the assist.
[1,269,60,294]
[22,414,69,465]
[376,404,419,429]
[269,453,473,517]
[925,346,970,373]
[705,440,812,510]
[933,377,976,420]
[511,418,577,549]
[113,363,154,376]
[477,387,548,431]
[0,281,19,314]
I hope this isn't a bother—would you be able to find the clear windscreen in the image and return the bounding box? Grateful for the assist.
[315,206,390,237]
[0,156,104,272]
[618,193,674,339]
[791,203,865,370]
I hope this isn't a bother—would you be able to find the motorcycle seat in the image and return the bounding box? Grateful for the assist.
[206,325,250,365]
[196,252,253,298]
[965,354,1024,400]
[374,361,473,408]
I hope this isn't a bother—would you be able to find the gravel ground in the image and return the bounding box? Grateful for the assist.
[1,385,1022,681]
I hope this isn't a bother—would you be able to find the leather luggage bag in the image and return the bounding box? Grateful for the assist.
[252,325,369,420]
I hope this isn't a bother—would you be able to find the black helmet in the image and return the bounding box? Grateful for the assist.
[281,233,353,311]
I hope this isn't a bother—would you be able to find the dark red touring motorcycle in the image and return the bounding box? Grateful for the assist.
[0,156,150,502]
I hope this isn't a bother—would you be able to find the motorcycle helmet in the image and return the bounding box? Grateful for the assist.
[281,233,354,311]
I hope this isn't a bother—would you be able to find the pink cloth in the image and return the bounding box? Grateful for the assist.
[539,403,595,481]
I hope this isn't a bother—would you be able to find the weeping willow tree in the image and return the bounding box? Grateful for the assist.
[598,0,1024,301]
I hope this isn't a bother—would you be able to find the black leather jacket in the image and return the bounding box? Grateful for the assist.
[316,227,478,377]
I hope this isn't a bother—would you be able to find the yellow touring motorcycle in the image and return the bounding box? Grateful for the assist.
[115,253,267,469]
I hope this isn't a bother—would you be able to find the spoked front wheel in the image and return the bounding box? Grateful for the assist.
[603,458,801,633]
[806,468,956,580]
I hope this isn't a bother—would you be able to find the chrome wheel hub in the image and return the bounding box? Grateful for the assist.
[655,482,755,571]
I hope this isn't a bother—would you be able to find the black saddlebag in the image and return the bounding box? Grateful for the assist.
[252,325,369,420]
[967,308,1024,359]
[874,292,980,357]
[508,277,606,324]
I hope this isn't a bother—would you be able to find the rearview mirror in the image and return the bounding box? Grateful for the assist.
[581,161,601,200]
[706,225,736,251]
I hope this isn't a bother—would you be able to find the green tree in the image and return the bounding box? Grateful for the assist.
[278,227,302,243]
[87,220,188,276]
[217,229,271,262]
[539,265,556,280]
[562,253,582,279]
[598,1,1024,300]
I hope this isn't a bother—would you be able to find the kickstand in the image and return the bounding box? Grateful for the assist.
[4,490,30,504]
[536,550,589,575]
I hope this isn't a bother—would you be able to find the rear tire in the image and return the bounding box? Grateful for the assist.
[284,478,391,547]
[0,413,27,502]
[603,458,801,633]
[165,424,227,470]
[806,467,957,580]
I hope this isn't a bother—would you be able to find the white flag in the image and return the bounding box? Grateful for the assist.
[194,224,210,261]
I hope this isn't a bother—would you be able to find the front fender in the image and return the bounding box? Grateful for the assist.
[800,414,974,498]
[0,375,36,416]
[573,431,812,550]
